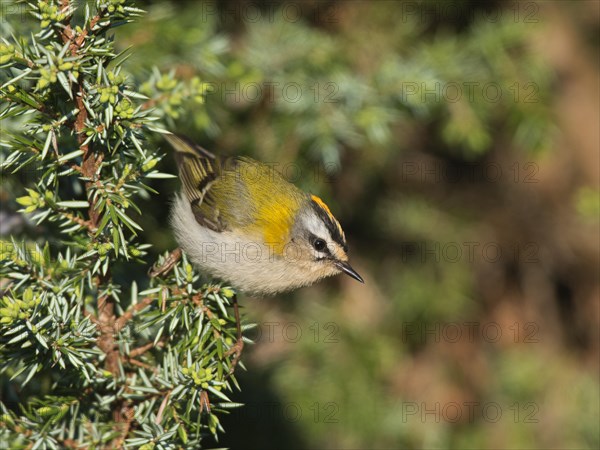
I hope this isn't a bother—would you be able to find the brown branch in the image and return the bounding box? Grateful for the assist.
[149,248,182,278]
[155,390,172,425]
[71,13,102,53]
[115,296,154,330]
[127,358,153,371]
[129,341,161,359]
[57,2,127,442]
[199,391,211,414]
[58,439,80,449]
[58,0,75,45]
[59,0,104,57]
[58,210,97,233]
[110,405,135,450]
[140,93,169,111]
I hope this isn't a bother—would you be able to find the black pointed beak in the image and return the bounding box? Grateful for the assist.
[335,260,364,283]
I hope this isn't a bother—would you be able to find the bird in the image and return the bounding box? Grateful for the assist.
[162,133,364,296]
[150,133,364,383]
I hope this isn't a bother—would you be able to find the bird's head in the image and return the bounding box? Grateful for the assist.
[285,194,363,284]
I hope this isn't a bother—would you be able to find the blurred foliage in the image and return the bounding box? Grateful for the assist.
[576,187,600,221]
[2,0,598,449]
[118,0,555,164]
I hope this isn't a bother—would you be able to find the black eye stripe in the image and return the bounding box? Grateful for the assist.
[309,199,347,252]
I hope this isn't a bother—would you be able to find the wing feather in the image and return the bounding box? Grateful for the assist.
[164,134,227,232]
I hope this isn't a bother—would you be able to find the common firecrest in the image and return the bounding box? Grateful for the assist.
[165,134,363,295]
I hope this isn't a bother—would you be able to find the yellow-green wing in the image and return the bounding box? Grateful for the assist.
[165,134,306,240]
[164,134,228,232]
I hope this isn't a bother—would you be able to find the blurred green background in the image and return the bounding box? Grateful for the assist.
[5,0,600,448]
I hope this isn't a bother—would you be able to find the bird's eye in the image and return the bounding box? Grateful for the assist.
[313,238,327,252]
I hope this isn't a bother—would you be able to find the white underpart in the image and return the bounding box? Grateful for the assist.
[171,194,340,295]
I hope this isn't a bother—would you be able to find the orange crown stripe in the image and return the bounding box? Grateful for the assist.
[311,194,332,216]
[311,194,345,238]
